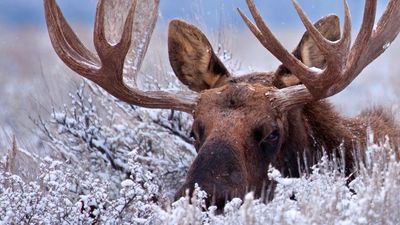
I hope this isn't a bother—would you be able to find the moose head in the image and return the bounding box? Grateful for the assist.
[44,0,400,208]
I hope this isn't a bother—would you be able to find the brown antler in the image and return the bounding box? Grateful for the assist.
[239,0,400,110]
[44,0,197,114]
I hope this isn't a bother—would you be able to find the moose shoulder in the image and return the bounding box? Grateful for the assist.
[45,0,400,209]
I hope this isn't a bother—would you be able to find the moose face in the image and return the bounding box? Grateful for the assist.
[175,82,287,207]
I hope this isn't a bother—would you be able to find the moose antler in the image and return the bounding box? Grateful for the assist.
[44,0,197,114]
[239,0,400,110]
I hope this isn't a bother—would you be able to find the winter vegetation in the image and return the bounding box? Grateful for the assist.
[1,1,400,224]
[1,103,400,224]
[1,75,399,224]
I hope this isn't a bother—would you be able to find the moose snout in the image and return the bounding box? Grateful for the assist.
[175,141,247,208]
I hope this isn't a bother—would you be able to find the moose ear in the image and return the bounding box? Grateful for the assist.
[168,19,230,92]
[296,14,341,68]
[274,15,341,88]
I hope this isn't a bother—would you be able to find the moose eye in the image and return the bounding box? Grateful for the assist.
[265,129,280,143]
[254,126,280,144]
[259,129,281,155]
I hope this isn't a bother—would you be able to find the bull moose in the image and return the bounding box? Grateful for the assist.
[44,0,400,209]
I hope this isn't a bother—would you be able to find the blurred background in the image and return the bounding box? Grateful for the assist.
[0,0,392,27]
[0,0,399,149]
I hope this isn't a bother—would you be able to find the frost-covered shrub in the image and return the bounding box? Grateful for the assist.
[2,93,400,224]
[150,142,400,225]
[34,81,195,199]
[0,79,198,223]
[0,149,161,224]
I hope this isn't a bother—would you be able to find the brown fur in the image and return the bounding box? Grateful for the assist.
[169,17,400,208]
[168,20,230,92]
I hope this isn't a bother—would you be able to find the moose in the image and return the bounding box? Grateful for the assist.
[44,0,400,209]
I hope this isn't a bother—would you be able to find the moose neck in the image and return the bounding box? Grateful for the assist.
[275,100,367,177]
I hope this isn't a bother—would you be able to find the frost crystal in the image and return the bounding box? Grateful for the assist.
[383,42,391,50]
[121,179,135,187]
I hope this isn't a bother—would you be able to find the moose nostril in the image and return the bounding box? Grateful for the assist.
[175,140,247,208]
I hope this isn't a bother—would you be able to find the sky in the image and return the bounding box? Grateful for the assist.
[0,0,390,29]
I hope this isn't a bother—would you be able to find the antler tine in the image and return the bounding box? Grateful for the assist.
[44,0,100,77]
[345,0,377,77]
[374,0,400,40]
[356,0,400,73]
[238,0,310,78]
[292,0,336,53]
[93,0,136,83]
[93,0,109,61]
[339,0,352,50]
[293,0,352,51]
[291,0,354,97]
[45,0,197,114]
[93,0,136,65]
[117,1,136,56]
